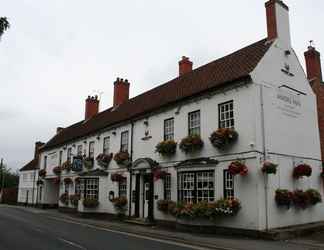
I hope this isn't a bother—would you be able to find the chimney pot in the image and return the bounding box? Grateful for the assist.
[179,56,193,76]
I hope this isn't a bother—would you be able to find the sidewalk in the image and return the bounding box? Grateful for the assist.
[9,205,324,250]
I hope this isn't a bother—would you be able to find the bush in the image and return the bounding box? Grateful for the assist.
[83,198,99,208]
[209,128,238,149]
[293,164,312,179]
[155,140,177,156]
[179,135,204,153]
[96,153,113,168]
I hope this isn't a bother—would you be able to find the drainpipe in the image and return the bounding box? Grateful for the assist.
[128,121,134,217]
[260,84,269,231]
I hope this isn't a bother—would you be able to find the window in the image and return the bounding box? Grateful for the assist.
[67,148,72,162]
[88,141,95,158]
[77,145,83,156]
[65,183,69,194]
[120,131,129,152]
[44,156,47,170]
[178,171,214,203]
[119,178,127,198]
[223,170,234,199]
[75,181,80,195]
[103,137,110,155]
[219,101,234,129]
[81,178,99,200]
[188,111,200,136]
[164,174,171,200]
[39,186,42,202]
[164,118,174,141]
[59,151,63,166]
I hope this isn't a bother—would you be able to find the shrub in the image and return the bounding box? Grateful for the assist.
[83,198,99,208]
[69,194,80,207]
[155,140,177,156]
[179,135,204,153]
[228,161,248,176]
[53,166,62,175]
[209,128,238,149]
[59,192,69,205]
[275,189,293,209]
[262,161,278,175]
[306,189,322,205]
[293,164,312,179]
[96,153,113,168]
[114,151,130,165]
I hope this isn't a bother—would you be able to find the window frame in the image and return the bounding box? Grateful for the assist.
[223,169,234,199]
[88,141,95,159]
[103,136,110,155]
[178,170,215,203]
[118,178,127,198]
[77,145,83,156]
[218,100,234,129]
[44,156,47,170]
[81,178,99,200]
[164,174,171,200]
[120,131,129,152]
[59,151,63,166]
[164,118,174,141]
[188,110,201,136]
[67,148,72,162]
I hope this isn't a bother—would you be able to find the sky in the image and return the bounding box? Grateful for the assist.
[1,0,324,170]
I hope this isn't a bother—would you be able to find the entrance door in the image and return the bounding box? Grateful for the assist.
[142,174,154,221]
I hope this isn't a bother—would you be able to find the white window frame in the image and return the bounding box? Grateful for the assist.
[219,101,234,129]
[118,178,127,198]
[103,137,110,155]
[120,131,129,152]
[77,145,83,156]
[88,141,95,159]
[81,178,99,200]
[188,110,201,136]
[164,174,171,200]
[224,170,234,199]
[164,118,174,141]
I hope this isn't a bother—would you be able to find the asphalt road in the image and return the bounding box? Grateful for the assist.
[0,206,206,250]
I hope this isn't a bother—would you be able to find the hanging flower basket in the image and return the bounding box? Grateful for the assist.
[111,173,126,182]
[179,135,204,153]
[36,179,44,186]
[83,198,99,208]
[53,166,62,175]
[53,177,61,185]
[306,189,322,205]
[69,194,80,207]
[291,190,310,209]
[155,140,177,156]
[153,168,168,181]
[64,177,73,185]
[228,161,248,176]
[39,169,46,178]
[83,157,94,170]
[96,153,113,168]
[209,128,238,149]
[293,164,312,179]
[61,161,72,172]
[114,151,130,165]
[112,197,128,218]
[275,189,293,209]
[59,192,69,205]
[262,161,278,175]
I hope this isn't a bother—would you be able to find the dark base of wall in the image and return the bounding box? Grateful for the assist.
[35,203,58,209]
[77,211,117,220]
[58,206,77,213]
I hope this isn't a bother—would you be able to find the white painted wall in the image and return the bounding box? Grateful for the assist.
[17,170,38,204]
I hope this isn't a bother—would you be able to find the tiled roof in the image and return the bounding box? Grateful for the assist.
[20,158,38,172]
[42,38,272,151]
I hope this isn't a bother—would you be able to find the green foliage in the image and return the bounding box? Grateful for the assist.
[0,164,19,189]
[0,17,10,39]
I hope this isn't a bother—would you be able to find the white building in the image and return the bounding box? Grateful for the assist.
[37,0,324,232]
[18,142,44,205]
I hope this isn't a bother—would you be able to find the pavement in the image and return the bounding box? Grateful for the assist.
[0,204,323,250]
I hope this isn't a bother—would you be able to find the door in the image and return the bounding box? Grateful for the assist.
[134,174,140,217]
[142,174,154,221]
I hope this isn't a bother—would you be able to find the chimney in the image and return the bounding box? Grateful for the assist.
[113,78,130,107]
[34,141,45,159]
[304,45,323,86]
[179,56,193,76]
[85,95,99,120]
[56,127,64,134]
[265,0,291,45]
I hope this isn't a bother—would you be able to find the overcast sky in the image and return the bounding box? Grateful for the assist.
[1,0,323,170]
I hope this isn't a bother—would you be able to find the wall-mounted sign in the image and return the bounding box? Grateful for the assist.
[72,157,83,172]
[276,88,301,118]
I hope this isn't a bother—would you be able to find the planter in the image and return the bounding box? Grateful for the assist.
[69,194,80,207]
[114,151,130,165]
[83,198,99,208]
[306,189,322,205]
[59,192,69,206]
[292,190,310,209]
[262,161,278,175]
[64,177,73,185]
[61,161,72,172]
[111,173,126,182]
[209,128,238,149]
[275,189,292,209]
[53,166,62,175]
[293,164,312,179]
[179,135,204,154]
[39,169,46,178]
[83,157,94,170]
[96,153,113,168]
[155,140,177,156]
[228,161,248,176]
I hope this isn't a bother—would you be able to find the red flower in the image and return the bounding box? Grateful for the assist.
[228,161,248,176]
[293,164,312,179]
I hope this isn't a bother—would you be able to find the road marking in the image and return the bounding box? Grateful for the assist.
[47,216,235,250]
[58,238,87,250]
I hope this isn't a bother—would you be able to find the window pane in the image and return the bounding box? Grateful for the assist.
[188,111,200,136]
[219,101,234,129]
[103,137,110,154]
[164,118,174,141]
[121,131,129,152]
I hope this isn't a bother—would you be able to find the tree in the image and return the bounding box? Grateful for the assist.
[0,17,10,39]
[0,164,19,190]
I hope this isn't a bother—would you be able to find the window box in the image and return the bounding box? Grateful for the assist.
[179,135,204,154]
[64,177,73,185]
[275,189,292,209]
[59,192,69,206]
[262,161,278,175]
[293,164,312,179]
[69,194,80,207]
[83,157,94,170]
[155,140,177,156]
[53,166,62,175]
[83,198,99,208]
[228,161,248,176]
[209,128,238,149]
[114,151,130,165]
[39,169,46,178]
[96,153,113,168]
[111,173,126,183]
[61,161,72,172]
